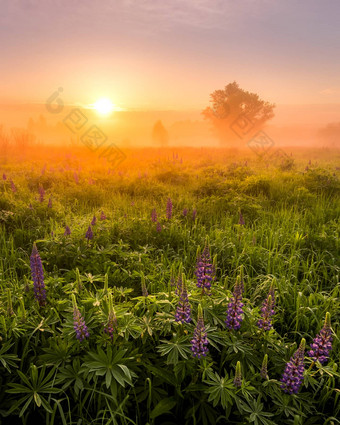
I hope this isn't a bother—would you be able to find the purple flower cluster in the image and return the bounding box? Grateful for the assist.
[225,277,244,330]
[104,311,117,340]
[156,222,162,232]
[191,306,209,358]
[100,211,107,220]
[238,212,245,225]
[308,312,332,365]
[175,278,191,323]
[91,215,97,226]
[151,208,157,222]
[195,246,215,295]
[64,225,71,236]
[280,339,305,394]
[30,244,46,306]
[73,307,89,342]
[166,198,172,220]
[10,180,17,192]
[85,225,93,240]
[183,208,188,217]
[39,185,45,202]
[257,292,275,331]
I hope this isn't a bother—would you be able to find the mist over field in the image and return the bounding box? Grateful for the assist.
[0,1,339,425]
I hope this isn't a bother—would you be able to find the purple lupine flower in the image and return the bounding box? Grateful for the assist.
[151,208,157,222]
[174,273,182,296]
[156,222,162,232]
[192,209,197,221]
[257,292,275,331]
[104,311,117,340]
[225,277,244,330]
[281,339,305,394]
[73,307,89,342]
[39,185,45,202]
[175,277,191,323]
[166,198,173,220]
[47,197,52,208]
[195,246,215,295]
[91,215,97,226]
[308,312,332,365]
[64,225,71,236]
[85,225,93,240]
[10,180,17,192]
[183,208,188,217]
[234,361,242,387]
[30,244,46,306]
[100,211,107,220]
[191,305,208,358]
[3,173,7,180]
[239,212,245,225]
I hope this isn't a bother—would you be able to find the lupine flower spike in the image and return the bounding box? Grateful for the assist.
[308,312,332,365]
[191,304,209,358]
[72,294,89,342]
[64,225,71,236]
[2,173,6,180]
[91,215,97,226]
[234,361,242,387]
[166,197,173,220]
[156,222,162,232]
[100,211,107,220]
[85,225,93,240]
[151,208,157,222]
[195,245,215,295]
[30,243,46,306]
[10,180,17,192]
[141,272,148,297]
[175,274,191,323]
[225,276,244,330]
[257,292,275,331]
[183,208,188,217]
[104,293,117,340]
[239,212,245,225]
[260,354,269,379]
[192,209,197,220]
[281,338,305,394]
[39,185,45,202]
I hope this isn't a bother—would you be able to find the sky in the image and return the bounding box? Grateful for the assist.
[0,0,340,111]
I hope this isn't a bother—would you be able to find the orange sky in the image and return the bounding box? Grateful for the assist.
[1,1,340,111]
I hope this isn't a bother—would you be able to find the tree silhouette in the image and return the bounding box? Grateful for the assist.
[202,81,275,145]
[152,120,168,147]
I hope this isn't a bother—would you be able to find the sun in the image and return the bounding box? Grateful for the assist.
[93,98,114,115]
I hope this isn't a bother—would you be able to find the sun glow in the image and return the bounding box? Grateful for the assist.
[93,98,114,115]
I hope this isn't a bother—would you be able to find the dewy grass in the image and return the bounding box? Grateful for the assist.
[0,146,339,424]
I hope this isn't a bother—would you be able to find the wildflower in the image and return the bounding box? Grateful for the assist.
[260,354,268,379]
[3,173,7,180]
[183,208,188,217]
[141,273,148,297]
[174,273,182,296]
[239,212,245,225]
[195,246,215,295]
[191,305,209,358]
[192,209,197,220]
[280,339,305,394]
[234,361,242,387]
[64,225,71,236]
[72,296,89,342]
[151,208,157,222]
[104,294,117,340]
[85,225,93,240]
[308,312,332,365]
[257,292,275,331]
[225,276,244,330]
[47,197,52,208]
[166,197,172,220]
[30,244,46,306]
[175,276,191,323]
[39,185,45,202]
[156,221,162,232]
[100,211,107,220]
[91,215,97,226]
[10,180,17,192]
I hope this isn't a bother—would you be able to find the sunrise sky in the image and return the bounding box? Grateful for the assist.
[1,0,340,112]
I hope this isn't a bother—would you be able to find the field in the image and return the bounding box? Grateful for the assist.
[0,146,339,425]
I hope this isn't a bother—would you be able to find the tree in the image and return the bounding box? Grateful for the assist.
[152,120,169,147]
[202,81,275,145]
